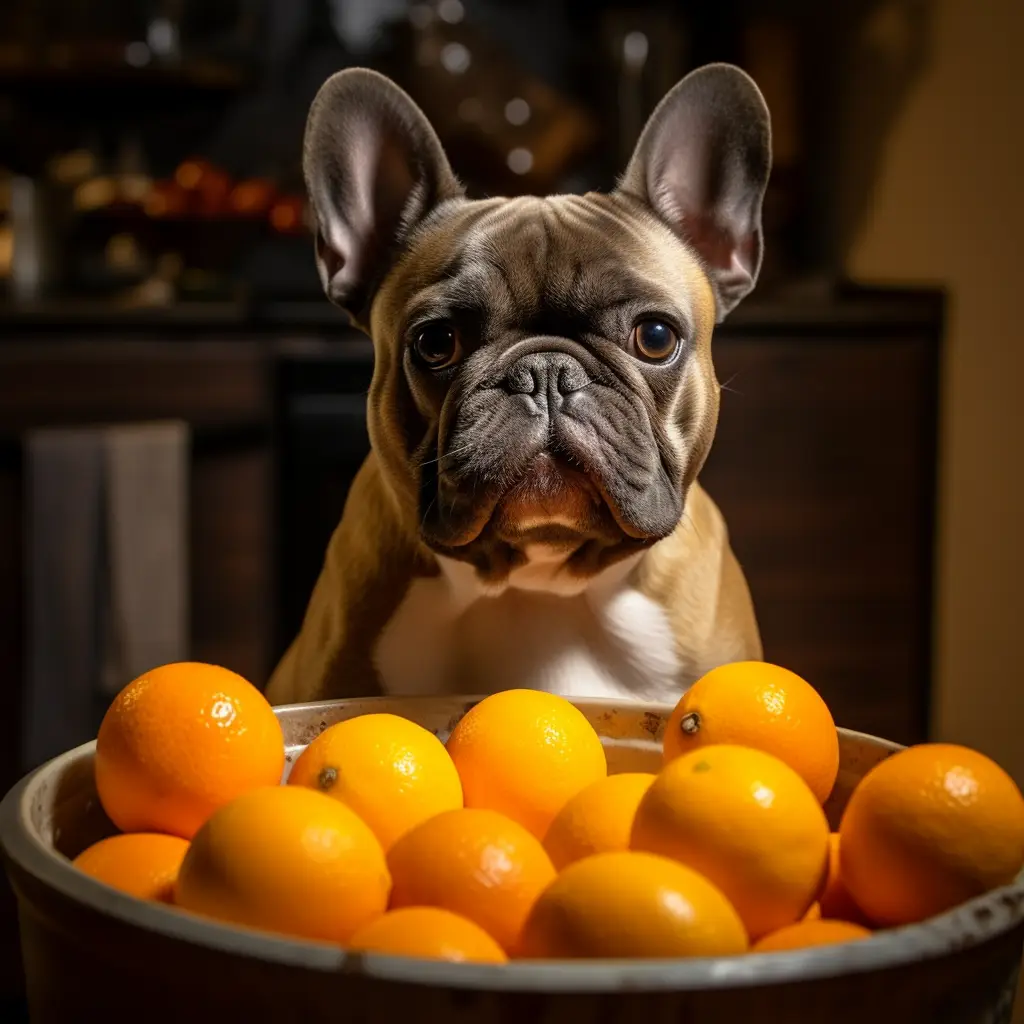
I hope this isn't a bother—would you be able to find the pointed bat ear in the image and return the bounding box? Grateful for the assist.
[617,63,772,321]
[303,68,464,327]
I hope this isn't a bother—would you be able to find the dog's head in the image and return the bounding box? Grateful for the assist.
[303,64,770,595]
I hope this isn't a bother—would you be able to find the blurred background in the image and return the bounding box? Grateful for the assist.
[0,0,1020,1008]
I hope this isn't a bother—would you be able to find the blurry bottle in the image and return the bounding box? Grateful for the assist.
[599,7,690,173]
[10,175,66,300]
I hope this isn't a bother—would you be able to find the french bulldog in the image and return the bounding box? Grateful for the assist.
[266,62,770,708]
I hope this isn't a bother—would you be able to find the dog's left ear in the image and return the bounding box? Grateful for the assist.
[617,63,772,321]
[303,68,464,328]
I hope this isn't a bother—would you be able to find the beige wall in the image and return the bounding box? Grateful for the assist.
[848,0,1024,783]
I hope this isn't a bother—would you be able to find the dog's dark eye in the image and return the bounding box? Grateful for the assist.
[413,321,461,369]
[630,320,679,362]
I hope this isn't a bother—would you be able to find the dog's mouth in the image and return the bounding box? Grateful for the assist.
[490,453,607,545]
[424,448,658,584]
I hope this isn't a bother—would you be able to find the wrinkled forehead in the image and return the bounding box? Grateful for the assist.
[375,194,716,338]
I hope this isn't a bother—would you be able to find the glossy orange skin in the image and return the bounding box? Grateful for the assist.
[663,661,839,804]
[752,918,871,953]
[632,744,830,940]
[73,833,189,904]
[95,662,285,840]
[543,773,656,870]
[446,690,607,839]
[386,808,556,954]
[176,786,391,944]
[520,851,748,959]
[288,713,463,851]
[840,743,1024,926]
[348,907,508,963]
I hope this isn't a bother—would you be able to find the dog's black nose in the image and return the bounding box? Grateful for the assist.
[503,352,590,401]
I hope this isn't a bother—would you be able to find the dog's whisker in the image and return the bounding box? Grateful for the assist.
[419,495,437,530]
[417,441,476,469]
[718,371,745,397]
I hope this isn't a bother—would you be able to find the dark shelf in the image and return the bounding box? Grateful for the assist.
[0,56,248,94]
[0,286,946,339]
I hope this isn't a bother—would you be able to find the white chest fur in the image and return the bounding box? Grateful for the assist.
[373,553,683,704]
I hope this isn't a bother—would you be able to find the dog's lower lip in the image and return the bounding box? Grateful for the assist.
[497,453,599,509]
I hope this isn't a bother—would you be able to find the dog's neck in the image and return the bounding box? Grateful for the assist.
[373,541,685,704]
[434,545,646,605]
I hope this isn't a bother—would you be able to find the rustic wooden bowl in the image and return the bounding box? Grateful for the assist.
[1,695,1022,1024]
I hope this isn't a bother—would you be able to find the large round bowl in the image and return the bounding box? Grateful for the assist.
[1,696,1022,1024]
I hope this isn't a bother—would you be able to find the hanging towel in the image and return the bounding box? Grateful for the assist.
[23,428,106,770]
[22,421,191,771]
[101,421,190,696]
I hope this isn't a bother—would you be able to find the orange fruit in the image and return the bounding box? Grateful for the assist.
[839,743,1024,927]
[95,662,285,840]
[348,907,507,963]
[663,661,839,804]
[445,690,607,839]
[72,833,189,903]
[631,744,830,940]
[752,918,871,953]
[543,773,656,870]
[287,714,463,851]
[520,851,748,959]
[176,785,390,944]
[818,832,871,925]
[387,807,556,954]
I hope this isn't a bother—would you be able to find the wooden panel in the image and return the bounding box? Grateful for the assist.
[0,340,269,432]
[700,334,937,745]
[0,460,23,792]
[191,446,273,687]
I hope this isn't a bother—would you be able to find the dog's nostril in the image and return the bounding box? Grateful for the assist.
[555,361,589,394]
[505,362,538,395]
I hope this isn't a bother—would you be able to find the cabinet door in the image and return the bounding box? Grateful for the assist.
[700,333,938,745]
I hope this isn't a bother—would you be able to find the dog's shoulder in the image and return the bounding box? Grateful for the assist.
[635,483,763,672]
[265,452,435,705]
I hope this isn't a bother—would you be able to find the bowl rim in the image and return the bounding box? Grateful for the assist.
[2,695,1023,994]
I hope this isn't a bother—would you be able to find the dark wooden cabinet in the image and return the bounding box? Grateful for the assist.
[702,328,939,744]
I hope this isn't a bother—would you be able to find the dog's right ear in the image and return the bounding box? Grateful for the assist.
[303,68,464,328]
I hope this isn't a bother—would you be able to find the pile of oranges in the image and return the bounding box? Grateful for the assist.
[73,660,1024,963]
